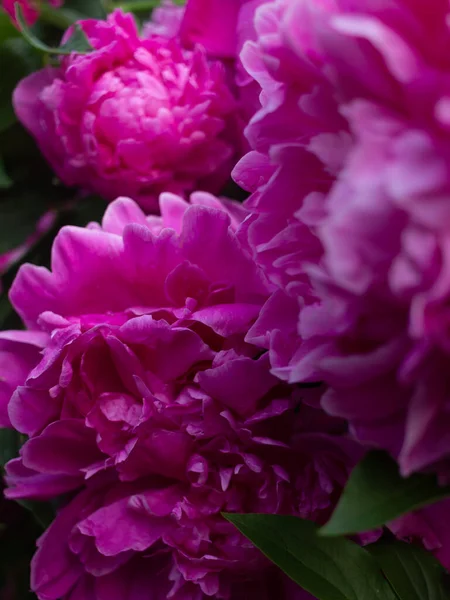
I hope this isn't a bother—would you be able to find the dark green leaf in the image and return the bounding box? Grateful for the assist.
[0,11,20,43]
[224,514,398,600]
[369,540,450,600]
[0,429,21,467]
[110,0,186,14]
[320,451,450,537]
[16,5,92,55]
[59,23,93,53]
[63,0,107,19]
[38,4,82,29]
[0,158,12,188]
[17,500,55,530]
[111,0,167,12]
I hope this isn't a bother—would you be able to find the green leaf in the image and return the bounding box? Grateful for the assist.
[0,158,12,188]
[0,11,20,43]
[320,451,450,537]
[0,429,21,467]
[369,540,450,600]
[59,23,93,53]
[37,4,81,29]
[63,0,107,19]
[111,0,166,11]
[17,500,55,530]
[224,514,398,600]
[15,4,93,55]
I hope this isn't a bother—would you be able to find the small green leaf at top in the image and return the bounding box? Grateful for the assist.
[369,539,450,600]
[15,4,93,55]
[224,514,398,600]
[320,451,450,537]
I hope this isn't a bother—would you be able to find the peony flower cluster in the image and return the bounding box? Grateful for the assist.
[0,193,358,599]
[2,0,63,25]
[14,10,243,212]
[5,0,450,596]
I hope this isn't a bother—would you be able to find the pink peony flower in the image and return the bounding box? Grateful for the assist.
[13,10,243,212]
[2,0,63,26]
[235,0,450,478]
[1,192,358,599]
[230,0,450,568]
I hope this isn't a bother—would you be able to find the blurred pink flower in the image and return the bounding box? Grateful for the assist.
[142,0,186,40]
[13,10,243,212]
[2,0,63,25]
[0,193,359,599]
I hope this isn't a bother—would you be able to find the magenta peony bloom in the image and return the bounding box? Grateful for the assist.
[2,0,63,25]
[0,192,359,599]
[13,10,243,212]
[235,0,450,481]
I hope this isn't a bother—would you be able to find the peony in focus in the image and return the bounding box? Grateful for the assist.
[2,0,63,26]
[234,0,450,479]
[0,192,355,599]
[13,10,243,212]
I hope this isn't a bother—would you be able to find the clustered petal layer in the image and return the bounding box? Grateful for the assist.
[13,10,242,212]
[5,0,450,594]
[0,193,355,599]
